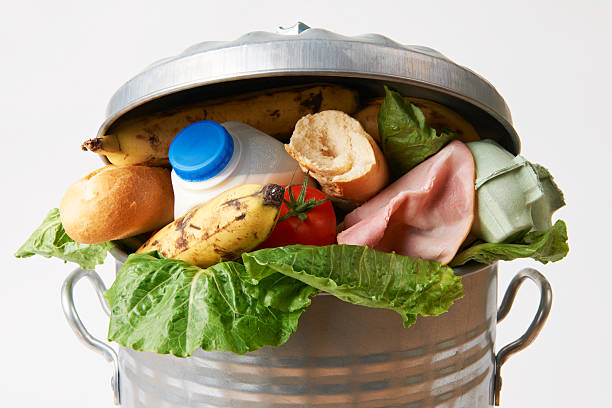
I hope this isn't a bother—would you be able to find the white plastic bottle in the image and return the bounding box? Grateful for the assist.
[169,120,306,218]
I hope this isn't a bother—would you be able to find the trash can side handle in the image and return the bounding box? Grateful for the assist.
[61,268,120,405]
[493,267,553,406]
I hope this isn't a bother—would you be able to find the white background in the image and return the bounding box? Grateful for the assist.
[1,0,610,406]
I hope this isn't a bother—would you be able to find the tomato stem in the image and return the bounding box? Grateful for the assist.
[278,173,329,223]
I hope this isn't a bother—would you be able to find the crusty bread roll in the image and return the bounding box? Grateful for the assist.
[60,165,174,244]
[285,110,389,208]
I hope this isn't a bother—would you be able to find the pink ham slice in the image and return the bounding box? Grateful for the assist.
[337,140,475,265]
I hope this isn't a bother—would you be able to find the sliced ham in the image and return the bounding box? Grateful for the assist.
[337,141,475,265]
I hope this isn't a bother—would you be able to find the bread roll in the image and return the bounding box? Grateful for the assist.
[60,165,174,244]
[285,111,389,208]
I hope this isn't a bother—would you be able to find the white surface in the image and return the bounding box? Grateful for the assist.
[1,1,610,406]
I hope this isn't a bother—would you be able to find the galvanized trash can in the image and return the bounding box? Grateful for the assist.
[61,23,553,407]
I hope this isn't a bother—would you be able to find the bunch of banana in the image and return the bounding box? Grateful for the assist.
[82,83,359,166]
[137,184,284,268]
[354,97,480,143]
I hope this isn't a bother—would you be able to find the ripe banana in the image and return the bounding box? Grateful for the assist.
[354,97,480,144]
[83,83,359,166]
[137,184,284,268]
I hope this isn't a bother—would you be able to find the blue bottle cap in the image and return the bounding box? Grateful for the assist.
[169,121,234,181]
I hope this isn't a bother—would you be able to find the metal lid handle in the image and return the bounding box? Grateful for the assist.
[61,268,120,405]
[277,22,310,35]
[493,267,553,405]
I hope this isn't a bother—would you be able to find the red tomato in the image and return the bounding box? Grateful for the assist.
[258,183,336,248]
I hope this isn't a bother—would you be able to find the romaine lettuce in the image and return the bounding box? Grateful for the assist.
[105,246,463,356]
[450,219,569,267]
[243,244,463,327]
[378,86,455,177]
[104,251,317,357]
[15,208,112,270]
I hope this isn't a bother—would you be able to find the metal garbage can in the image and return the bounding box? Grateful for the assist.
[61,23,553,407]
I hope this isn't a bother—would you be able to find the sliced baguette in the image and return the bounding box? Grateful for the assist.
[285,110,389,208]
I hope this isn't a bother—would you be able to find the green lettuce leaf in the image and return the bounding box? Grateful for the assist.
[450,219,569,267]
[15,208,112,270]
[104,251,317,357]
[243,245,463,327]
[378,86,455,177]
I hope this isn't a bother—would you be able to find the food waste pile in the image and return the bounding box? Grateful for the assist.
[16,83,568,357]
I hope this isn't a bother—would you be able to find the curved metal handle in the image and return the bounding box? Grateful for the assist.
[61,268,120,405]
[493,268,552,406]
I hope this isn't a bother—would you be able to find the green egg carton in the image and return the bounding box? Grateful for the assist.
[467,140,564,243]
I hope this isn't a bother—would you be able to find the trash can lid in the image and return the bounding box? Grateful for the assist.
[98,22,520,154]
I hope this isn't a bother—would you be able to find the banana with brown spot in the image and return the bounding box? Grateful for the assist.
[82,83,359,166]
[137,184,284,268]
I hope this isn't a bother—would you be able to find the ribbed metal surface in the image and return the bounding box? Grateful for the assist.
[118,264,497,408]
